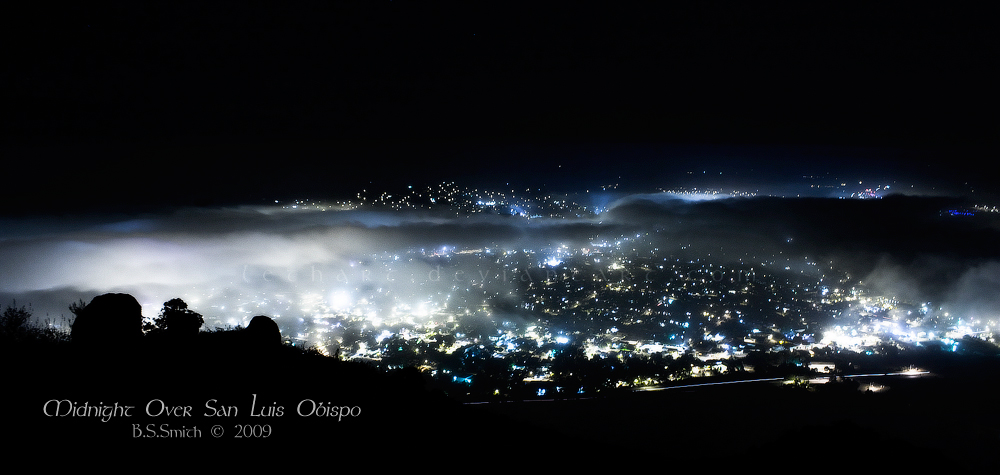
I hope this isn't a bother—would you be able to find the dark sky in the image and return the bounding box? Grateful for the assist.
[2,2,996,214]
[2,1,999,343]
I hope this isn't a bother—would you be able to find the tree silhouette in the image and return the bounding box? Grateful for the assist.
[147,298,204,337]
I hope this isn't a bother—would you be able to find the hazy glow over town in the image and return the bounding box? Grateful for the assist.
[5,180,999,394]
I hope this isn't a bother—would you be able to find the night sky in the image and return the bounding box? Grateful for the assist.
[2,2,996,214]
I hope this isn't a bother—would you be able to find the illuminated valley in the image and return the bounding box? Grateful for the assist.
[108,182,998,402]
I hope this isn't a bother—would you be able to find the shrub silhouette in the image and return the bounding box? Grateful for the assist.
[0,301,70,352]
[0,301,33,340]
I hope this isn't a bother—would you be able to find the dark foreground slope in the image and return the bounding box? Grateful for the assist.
[11,331,462,457]
[10,326,638,469]
[9,324,1000,471]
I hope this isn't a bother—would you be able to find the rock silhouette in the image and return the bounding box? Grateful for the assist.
[245,315,281,349]
[70,293,143,348]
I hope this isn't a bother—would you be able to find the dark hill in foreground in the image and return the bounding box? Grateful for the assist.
[12,333,995,471]
[7,293,1000,471]
[11,318,644,469]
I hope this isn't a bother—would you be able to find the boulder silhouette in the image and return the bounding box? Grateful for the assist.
[71,293,144,348]
[245,315,281,349]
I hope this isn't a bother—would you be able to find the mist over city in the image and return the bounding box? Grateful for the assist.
[5,176,1000,360]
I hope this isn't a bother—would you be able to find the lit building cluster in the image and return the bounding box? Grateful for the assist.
[656,187,759,199]
[327,182,597,218]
